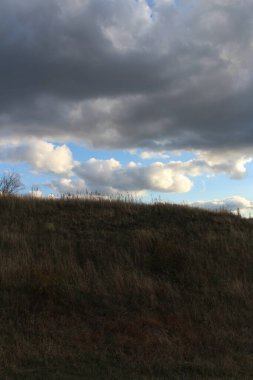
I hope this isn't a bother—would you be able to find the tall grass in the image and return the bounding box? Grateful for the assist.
[0,196,252,379]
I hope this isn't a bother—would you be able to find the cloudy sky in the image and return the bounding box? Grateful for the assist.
[1,0,253,215]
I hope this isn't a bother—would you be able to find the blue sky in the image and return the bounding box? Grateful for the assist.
[0,0,253,216]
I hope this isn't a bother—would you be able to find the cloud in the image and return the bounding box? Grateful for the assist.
[1,137,250,194]
[74,158,193,193]
[0,137,251,195]
[191,196,253,215]
[139,151,170,160]
[167,150,253,179]
[196,150,253,179]
[0,139,75,174]
[0,0,253,157]
[48,177,86,194]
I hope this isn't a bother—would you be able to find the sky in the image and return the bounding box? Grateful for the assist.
[1,0,253,216]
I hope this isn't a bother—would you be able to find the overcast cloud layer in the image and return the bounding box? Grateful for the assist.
[1,0,253,152]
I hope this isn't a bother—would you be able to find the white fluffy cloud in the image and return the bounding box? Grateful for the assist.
[1,137,251,194]
[0,140,75,175]
[165,150,253,179]
[49,177,86,194]
[196,150,253,179]
[0,137,251,195]
[74,158,193,193]
[191,196,253,216]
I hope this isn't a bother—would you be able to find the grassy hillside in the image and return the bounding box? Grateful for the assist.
[0,196,252,379]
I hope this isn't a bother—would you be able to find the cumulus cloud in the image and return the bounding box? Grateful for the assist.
[0,0,253,157]
[0,137,251,194]
[48,178,86,194]
[0,139,75,174]
[191,196,253,216]
[167,150,253,179]
[74,158,193,193]
[70,151,253,194]
[1,138,250,193]
[196,150,253,179]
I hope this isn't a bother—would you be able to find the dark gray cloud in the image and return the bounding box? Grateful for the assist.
[0,0,253,151]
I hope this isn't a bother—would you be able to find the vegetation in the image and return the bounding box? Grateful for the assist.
[0,196,252,379]
[0,171,23,195]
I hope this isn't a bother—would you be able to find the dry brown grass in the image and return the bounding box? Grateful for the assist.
[0,196,252,379]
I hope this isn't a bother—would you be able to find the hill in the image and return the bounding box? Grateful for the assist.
[0,196,252,379]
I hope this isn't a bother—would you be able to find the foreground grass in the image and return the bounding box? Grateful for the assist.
[0,196,252,379]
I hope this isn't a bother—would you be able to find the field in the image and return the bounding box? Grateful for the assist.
[0,196,252,379]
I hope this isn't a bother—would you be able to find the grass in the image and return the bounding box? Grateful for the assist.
[0,196,252,379]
